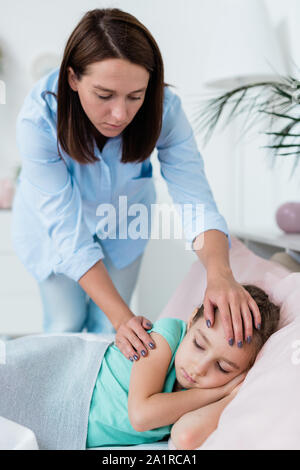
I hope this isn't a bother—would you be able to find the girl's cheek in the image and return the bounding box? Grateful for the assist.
[204,375,219,389]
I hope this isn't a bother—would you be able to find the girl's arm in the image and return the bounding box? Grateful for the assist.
[171,384,242,449]
[127,332,243,432]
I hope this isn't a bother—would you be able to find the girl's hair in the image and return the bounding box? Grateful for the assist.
[192,284,280,361]
[45,8,171,164]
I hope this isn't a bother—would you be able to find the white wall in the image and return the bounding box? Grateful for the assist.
[0,0,299,330]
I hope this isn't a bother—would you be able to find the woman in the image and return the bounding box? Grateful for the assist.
[11,8,261,363]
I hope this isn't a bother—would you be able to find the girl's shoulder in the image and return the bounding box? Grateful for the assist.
[149,317,187,356]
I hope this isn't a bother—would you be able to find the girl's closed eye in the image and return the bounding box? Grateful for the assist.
[217,363,230,374]
[193,339,230,374]
[193,338,204,350]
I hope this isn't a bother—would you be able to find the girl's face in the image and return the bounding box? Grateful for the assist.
[67,58,150,137]
[174,310,256,390]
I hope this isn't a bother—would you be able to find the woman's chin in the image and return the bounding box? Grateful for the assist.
[98,123,124,136]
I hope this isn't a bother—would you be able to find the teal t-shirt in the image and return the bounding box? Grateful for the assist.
[86,317,187,448]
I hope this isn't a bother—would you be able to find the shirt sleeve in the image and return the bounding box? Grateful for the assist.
[156,89,231,251]
[16,115,104,282]
[149,318,186,356]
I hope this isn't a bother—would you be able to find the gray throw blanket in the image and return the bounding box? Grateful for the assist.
[0,333,113,450]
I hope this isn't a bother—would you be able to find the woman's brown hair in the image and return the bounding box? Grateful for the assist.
[45,8,171,164]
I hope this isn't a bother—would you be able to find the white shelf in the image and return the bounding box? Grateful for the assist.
[230,227,300,252]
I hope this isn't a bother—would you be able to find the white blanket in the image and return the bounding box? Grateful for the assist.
[0,333,111,450]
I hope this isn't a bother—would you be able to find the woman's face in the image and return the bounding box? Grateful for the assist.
[174,309,256,390]
[67,58,150,137]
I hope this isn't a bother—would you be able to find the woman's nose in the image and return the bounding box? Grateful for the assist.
[111,101,127,123]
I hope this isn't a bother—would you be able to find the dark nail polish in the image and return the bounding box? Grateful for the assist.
[228,338,234,346]
[206,319,211,328]
[133,354,139,361]
[246,336,252,344]
[141,350,146,357]
[129,357,134,362]
[146,322,152,328]
[149,342,155,349]
[237,341,243,348]
[257,323,261,330]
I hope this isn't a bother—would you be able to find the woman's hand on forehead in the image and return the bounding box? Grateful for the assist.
[202,275,261,348]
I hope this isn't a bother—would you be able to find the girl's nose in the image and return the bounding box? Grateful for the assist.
[191,362,208,379]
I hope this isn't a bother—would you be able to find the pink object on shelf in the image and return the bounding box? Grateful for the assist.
[0,178,15,209]
[276,201,300,233]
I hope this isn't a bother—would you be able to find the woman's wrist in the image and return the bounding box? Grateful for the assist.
[114,309,135,331]
[194,230,232,279]
[206,262,233,282]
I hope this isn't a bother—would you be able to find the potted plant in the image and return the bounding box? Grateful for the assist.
[192,72,300,233]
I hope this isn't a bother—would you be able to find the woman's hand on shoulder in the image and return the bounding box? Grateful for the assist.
[115,315,156,362]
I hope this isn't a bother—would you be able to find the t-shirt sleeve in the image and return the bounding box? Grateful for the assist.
[149,318,186,356]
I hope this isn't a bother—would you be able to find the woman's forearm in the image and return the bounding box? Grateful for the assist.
[78,259,134,330]
[171,394,233,450]
[192,229,232,279]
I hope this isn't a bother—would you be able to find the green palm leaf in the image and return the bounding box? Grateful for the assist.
[192,76,300,176]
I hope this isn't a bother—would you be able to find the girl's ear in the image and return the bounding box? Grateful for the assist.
[187,307,200,330]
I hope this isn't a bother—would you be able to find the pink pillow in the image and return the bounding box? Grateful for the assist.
[162,237,300,450]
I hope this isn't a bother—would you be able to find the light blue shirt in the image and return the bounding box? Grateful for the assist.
[11,66,230,282]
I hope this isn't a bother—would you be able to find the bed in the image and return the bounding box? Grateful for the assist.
[2,235,300,450]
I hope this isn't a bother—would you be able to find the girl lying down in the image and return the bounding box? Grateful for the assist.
[0,284,279,450]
